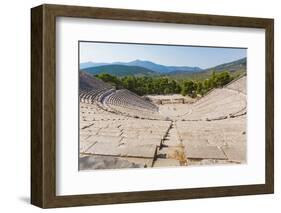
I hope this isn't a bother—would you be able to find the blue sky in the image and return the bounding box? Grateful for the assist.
[80,42,246,69]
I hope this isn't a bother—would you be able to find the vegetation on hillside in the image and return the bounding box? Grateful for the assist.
[95,71,239,98]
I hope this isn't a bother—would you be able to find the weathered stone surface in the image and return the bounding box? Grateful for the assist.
[157,147,183,159]
[138,134,164,140]
[119,144,157,158]
[161,124,181,146]
[85,140,157,159]
[221,145,246,162]
[85,125,100,129]
[80,133,92,141]
[80,141,96,153]
[121,157,153,167]
[79,155,144,170]
[181,139,208,147]
[83,127,100,135]
[80,122,94,130]
[92,122,109,128]
[91,135,122,143]
[79,76,247,170]
[187,159,231,166]
[121,133,164,140]
[184,145,227,159]
[97,131,122,137]
[121,137,162,146]
[85,141,121,156]
[153,159,181,167]
[126,146,156,158]
[162,138,181,146]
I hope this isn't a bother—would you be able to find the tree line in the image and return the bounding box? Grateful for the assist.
[95,71,235,97]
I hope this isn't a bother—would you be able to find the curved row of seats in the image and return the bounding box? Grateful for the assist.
[79,71,246,121]
[225,76,247,94]
[106,90,158,112]
[80,87,160,118]
[102,90,162,119]
[80,88,110,104]
[181,77,247,121]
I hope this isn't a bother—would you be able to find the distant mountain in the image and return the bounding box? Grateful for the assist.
[80,57,246,78]
[203,57,246,73]
[166,57,247,80]
[115,60,202,73]
[80,59,202,73]
[80,62,108,69]
[82,64,157,77]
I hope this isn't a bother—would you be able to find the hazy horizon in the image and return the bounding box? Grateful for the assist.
[80,42,247,69]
